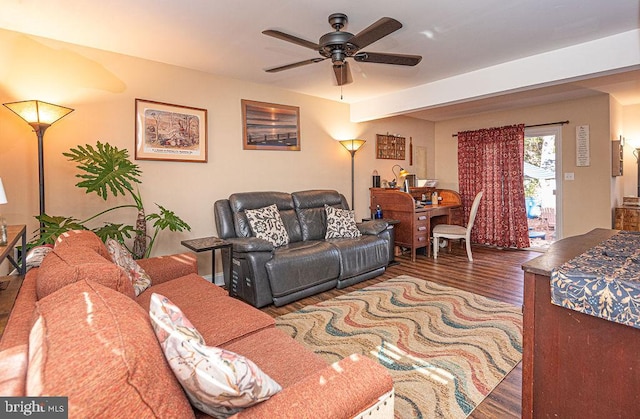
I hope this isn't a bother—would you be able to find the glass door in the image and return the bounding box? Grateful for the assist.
[524,126,562,250]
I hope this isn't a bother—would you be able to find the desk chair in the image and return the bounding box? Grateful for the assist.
[432,191,483,262]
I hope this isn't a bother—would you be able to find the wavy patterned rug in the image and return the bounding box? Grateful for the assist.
[275,275,522,418]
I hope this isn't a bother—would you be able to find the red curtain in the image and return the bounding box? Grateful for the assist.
[457,124,530,249]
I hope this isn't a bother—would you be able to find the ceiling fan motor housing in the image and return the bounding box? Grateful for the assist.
[320,13,359,64]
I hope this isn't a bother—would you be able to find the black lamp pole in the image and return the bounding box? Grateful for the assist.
[339,139,366,210]
[347,149,356,209]
[33,124,50,220]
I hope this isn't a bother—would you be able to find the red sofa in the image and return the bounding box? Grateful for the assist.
[0,230,394,418]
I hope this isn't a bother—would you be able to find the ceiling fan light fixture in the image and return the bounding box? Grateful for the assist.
[332,50,346,65]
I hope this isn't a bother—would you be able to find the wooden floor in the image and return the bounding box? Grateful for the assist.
[0,275,24,337]
[262,243,541,418]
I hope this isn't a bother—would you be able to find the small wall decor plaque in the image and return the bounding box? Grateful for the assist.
[576,125,590,167]
[135,99,207,162]
[376,134,405,160]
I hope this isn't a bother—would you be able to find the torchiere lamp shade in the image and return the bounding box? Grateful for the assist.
[339,139,366,153]
[3,100,74,128]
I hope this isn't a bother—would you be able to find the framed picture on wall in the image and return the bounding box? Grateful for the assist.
[242,99,300,151]
[135,99,208,162]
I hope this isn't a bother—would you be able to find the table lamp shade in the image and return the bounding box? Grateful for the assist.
[0,178,7,205]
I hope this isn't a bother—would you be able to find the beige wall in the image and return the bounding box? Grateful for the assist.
[0,29,432,276]
[433,94,614,239]
[623,104,640,197]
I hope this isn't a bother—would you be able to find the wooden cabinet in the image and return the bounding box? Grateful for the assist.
[614,206,640,231]
[521,229,640,418]
[612,139,623,176]
[369,188,461,261]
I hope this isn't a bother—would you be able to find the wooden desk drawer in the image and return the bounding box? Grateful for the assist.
[414,233,429,245]
[428,207,449,217]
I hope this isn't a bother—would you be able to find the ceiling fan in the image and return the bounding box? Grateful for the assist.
[262,13,422,86]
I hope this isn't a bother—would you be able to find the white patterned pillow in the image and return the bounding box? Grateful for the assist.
[106,238,152,296]
[244,204,290,247]
[10,245,54,275]
[325,205,362,239]
[149,293,282,418]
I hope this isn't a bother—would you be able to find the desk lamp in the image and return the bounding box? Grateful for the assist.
[391,164,409,189]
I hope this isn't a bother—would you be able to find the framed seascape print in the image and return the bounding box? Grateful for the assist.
[242,99,300,151]
[135,99,208,162]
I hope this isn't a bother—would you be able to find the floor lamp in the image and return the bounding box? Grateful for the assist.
[3,100,74,227]
[339,139,366,210]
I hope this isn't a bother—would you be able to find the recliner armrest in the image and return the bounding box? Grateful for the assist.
[358,220,389,235]
[232,354,394,419]
[226,237,274,253]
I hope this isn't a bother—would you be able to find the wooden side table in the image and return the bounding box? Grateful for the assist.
[1,225,27,277]
[181,236,232,287]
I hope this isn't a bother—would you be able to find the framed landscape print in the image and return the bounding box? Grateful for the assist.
[242,99,300,151]
[135,99,208,162]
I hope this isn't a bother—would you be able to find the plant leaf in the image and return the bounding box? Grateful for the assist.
[92,223,136,243]
[63,141,142,200]
[33,214,86,246]
[146,204,191,232]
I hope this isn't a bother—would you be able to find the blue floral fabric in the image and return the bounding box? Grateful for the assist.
[550,230,640,329]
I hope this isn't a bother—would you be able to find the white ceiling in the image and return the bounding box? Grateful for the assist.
[1,0,639,121]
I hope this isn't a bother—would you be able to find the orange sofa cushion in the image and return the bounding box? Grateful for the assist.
[26,279,194,418]
[222,327,327,389]
[137,274,275,347]
[54,229,111,260]
[0,344,28,396]
[36,246,134,300]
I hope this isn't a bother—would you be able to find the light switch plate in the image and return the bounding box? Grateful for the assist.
[564,172,575,180]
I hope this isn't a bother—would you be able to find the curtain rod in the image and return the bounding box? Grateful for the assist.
[451,120,570,137]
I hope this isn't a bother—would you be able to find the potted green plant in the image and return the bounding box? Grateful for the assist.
[31,141,190,259]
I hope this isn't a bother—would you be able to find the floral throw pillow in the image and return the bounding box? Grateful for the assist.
[325,204,362,239]
[106,238,152,296]
[149,293,282,418]
[244,204,290,247]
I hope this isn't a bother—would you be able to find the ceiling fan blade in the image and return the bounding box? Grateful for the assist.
[333,62,352,86]
[354,52,422,66]
[265,58,326,73]
[349,17,403,50]
[262,29,320,50]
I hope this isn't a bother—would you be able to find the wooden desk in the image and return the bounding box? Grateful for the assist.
[370,188,461,261]
[521,228,640,418]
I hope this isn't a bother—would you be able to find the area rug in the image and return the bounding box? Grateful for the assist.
[275,275,522,418]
